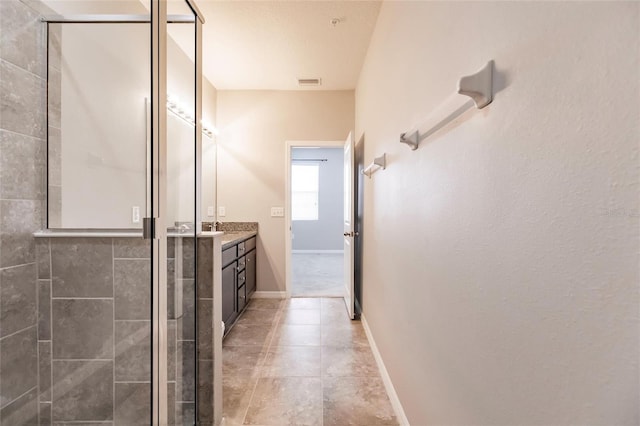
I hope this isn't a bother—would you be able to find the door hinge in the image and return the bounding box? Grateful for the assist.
[143,217,157,239]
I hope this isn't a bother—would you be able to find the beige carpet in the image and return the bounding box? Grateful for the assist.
[292,253,344,297]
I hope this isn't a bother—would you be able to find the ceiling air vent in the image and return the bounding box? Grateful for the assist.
[297,78,322,87]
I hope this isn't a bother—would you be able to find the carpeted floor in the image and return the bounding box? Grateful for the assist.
[292,253,344,297]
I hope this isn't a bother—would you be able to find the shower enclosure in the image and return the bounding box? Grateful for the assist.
[27,0,212,424]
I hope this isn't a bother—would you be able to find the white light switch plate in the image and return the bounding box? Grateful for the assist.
[271,207,284,217]
[132,206,140,223]
[207,206,214,216]
[218,206,226,217]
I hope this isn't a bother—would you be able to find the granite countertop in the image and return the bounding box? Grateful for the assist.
[221,231,257,249]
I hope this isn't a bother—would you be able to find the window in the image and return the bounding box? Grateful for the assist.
[292,163,319,220]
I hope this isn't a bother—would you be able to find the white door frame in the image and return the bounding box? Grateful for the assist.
[284,140,345,298]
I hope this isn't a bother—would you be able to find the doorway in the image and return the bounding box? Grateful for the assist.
[290,147,345,296]
[285,141,345,298]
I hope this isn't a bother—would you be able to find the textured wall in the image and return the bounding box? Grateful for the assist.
[216,90,354,292]
[356,2,639,424]
[0,0,47,423]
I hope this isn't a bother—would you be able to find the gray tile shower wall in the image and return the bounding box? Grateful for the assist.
[197,238,215,426]
[0,0,48,424]
[35,237,196,425]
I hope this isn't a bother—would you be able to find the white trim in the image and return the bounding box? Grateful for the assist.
[251,291,286,299]
[292,250,344,254]
[285,139,345,299]
[361,314,410,426]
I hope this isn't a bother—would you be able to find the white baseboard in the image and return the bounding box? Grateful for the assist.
[251,291,286,299]
[292,250,344,254]
[361,314,410,426]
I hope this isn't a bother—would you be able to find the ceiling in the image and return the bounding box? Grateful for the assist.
[41,0,382,91]
[196,1,381,90]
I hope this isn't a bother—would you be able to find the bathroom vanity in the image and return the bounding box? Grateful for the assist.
[220,232,257,334]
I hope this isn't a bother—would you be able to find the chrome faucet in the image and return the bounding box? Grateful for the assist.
[214,221,223,231]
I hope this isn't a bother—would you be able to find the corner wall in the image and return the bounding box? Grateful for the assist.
[355,2,639,424]
[216,90,354,292]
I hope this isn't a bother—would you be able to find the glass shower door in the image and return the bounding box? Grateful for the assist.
[163,1,205,424]
[44,13,156,426]
[42,0,205,423]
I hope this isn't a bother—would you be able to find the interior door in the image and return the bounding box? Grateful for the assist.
[343,132,355,319]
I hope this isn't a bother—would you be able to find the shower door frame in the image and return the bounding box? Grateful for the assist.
[42,1,205,423]
[151,1,205,424]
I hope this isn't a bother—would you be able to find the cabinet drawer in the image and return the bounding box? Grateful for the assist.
[237,255,246,270]
[237,241,246,256]
[238,269,246,287]
[244,237,256,252]
[222,246,236,266]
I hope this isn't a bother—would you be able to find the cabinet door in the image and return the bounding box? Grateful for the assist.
[246,250,256,296]
[222,261,237,326]
[237,284,247,312]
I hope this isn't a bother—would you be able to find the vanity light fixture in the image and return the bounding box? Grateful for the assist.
[167,93,217,138]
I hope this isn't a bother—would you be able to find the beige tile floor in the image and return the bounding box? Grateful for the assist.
[222,297,398,426]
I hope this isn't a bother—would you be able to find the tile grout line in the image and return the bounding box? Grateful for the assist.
[48,238,53,423]
[51,297,113,300]
[36,276,41,426]
[0,324,37,341]
[111,240,115,423]
[0,385,38,412]
[0,57,46,81]
[51,358,115,362]
[0,127,46,142]
[174,317,178,421]
[0,261,37,272]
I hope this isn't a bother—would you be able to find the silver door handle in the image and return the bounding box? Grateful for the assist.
[343,232,359,237]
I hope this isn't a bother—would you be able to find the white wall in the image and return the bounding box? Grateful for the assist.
[59,24,148,228]
[355,2,639,424]
[57,23,216,228]
[216,90,354,291]
[291,147,344,251]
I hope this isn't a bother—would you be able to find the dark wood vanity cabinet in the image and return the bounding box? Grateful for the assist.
[222,236,257,335]
[246,250,256,295]
[221,261,237,326]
